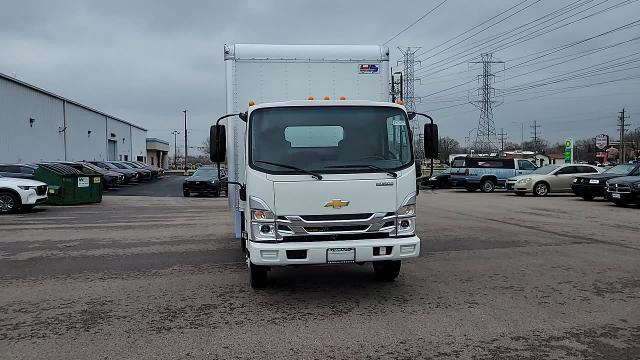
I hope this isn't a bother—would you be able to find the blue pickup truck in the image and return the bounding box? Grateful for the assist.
[449,157,538,192]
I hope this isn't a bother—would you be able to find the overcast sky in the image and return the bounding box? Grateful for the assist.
[2,0,639,154]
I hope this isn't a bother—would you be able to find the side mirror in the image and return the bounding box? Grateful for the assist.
[423,123,439,159]
[210,125,226,163]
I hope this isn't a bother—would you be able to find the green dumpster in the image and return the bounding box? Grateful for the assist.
[35,163,103,205]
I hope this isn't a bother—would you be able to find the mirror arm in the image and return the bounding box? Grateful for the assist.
[214,112,245,180]
[408,112,435,177]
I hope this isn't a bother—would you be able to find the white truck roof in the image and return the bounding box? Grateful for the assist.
[225,44,389,62]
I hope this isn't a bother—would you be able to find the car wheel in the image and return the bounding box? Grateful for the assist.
[0,191,20,214]
[249,261,268,289]
[581,194,595,201]
[533,182,549,196]
[373,260,401,281]
[183,190,190,197]
[465,186,478,192]
[515,191,526,196]
[480,179,496,193]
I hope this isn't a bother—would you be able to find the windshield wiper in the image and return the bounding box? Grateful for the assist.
[255,160,323,180]
[324,164,398,178]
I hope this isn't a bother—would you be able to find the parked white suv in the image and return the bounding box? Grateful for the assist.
[0,176,48,214]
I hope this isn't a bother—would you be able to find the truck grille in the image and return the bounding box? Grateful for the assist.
[608,183,631,193]
[283,232,390,242]
[36,185,47,195]
[276,212,396,237]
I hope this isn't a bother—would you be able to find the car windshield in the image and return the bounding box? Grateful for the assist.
[193,168,218,178]
[109,162,129,169]
[604,164,636,175]
[249,106,412,174]
[531,165,560,175]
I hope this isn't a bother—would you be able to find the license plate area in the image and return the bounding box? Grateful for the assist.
[612,193,621,199]
[327,248,355,264]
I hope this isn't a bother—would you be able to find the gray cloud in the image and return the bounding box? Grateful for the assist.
[2,0,639,154]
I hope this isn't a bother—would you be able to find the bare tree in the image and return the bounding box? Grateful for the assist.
[438,137,461,164]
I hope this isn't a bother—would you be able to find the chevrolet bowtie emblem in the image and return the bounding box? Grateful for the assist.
[324,199,350,209]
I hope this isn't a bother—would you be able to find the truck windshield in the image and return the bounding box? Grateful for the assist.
[249,106,412,174]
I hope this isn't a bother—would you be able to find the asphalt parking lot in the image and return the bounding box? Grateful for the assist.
[1,189,639,359]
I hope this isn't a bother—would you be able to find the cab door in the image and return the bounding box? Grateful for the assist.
[516,159,537,176]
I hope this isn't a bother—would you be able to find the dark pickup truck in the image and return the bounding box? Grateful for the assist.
[572,164,640,200]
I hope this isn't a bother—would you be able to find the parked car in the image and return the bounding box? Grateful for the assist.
[131,161,165,177]
[0,164,38,179]
[422,169,451,189]
[506,164,603,196]
[124,161,159,179]
[109,161,152,181]
[0,176,48,213]
[89,161,139,184]
[183,167,227,197]
[449,157,538,192]
[572,164,640,200]
[80,162,124,189]
[605,176,640,206]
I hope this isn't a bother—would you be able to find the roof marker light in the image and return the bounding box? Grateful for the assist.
[396,99,404,105]
[248,100,256,107]
[339,96,346,101]
[307,96,314,100]
[323,96,330,101]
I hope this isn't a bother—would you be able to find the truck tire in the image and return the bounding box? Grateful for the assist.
[249,262,268,289]
[373,260,401,281]
[0,191,20,214]
[480,179,496,193]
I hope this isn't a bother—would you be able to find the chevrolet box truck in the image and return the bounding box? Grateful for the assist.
[211,44,438,288]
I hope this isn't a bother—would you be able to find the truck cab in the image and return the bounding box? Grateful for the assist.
[212,100,433,288]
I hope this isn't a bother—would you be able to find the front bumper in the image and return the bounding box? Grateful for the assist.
[183,183,221,193]
[247,236,420,266]
[571,184,605,196]
[506,180,531,192]
[21,190,48,205]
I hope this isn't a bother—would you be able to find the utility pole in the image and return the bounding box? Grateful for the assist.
[183,110,188,175]
[530,120,542,156]
[171,130,180,169]
[469,53,504,155]
[497,128,507,157]
[618,108,631,163]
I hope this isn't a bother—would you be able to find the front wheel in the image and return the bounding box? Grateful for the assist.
[0,191,20,214]
[581,194,595,201]
[183,190,190,197]
[612,199,628,207]
[533,182,549,197]
[373,260,401,281]
[249,261,268,289]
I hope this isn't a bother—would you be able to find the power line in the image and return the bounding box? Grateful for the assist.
[619,108,631,162]
[382,0,448,45]
[530,120,542,155]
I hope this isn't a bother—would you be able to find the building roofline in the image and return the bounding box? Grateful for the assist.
[146,138,169,145]
[0,72,147,131]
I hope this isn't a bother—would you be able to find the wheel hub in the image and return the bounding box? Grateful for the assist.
[0,194,14,211]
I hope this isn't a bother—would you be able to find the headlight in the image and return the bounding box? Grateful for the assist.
[634,183,640,189]
[573,178,578,183]
[18,185,37,190]
[252,209,274,221]
[428,176,437,181]
[589,179,600,184]
[517,178,532,184]
[396,204,415,217]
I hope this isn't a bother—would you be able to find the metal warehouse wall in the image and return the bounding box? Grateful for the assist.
[0,77,66,163]
[0,75,147,164]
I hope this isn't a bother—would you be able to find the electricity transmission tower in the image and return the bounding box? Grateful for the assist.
[497,128,508,156]
[398,47,422,159]
[469,53,503,155]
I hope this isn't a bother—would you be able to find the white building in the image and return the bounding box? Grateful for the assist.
[0,72,147,164]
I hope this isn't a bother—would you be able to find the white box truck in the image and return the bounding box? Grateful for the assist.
[212,44,438,288]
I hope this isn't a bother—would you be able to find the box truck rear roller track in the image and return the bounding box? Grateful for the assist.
[212,44,438,288]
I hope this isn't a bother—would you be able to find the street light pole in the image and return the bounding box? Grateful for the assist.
[183,110,188,175]
[171,130,180,169]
